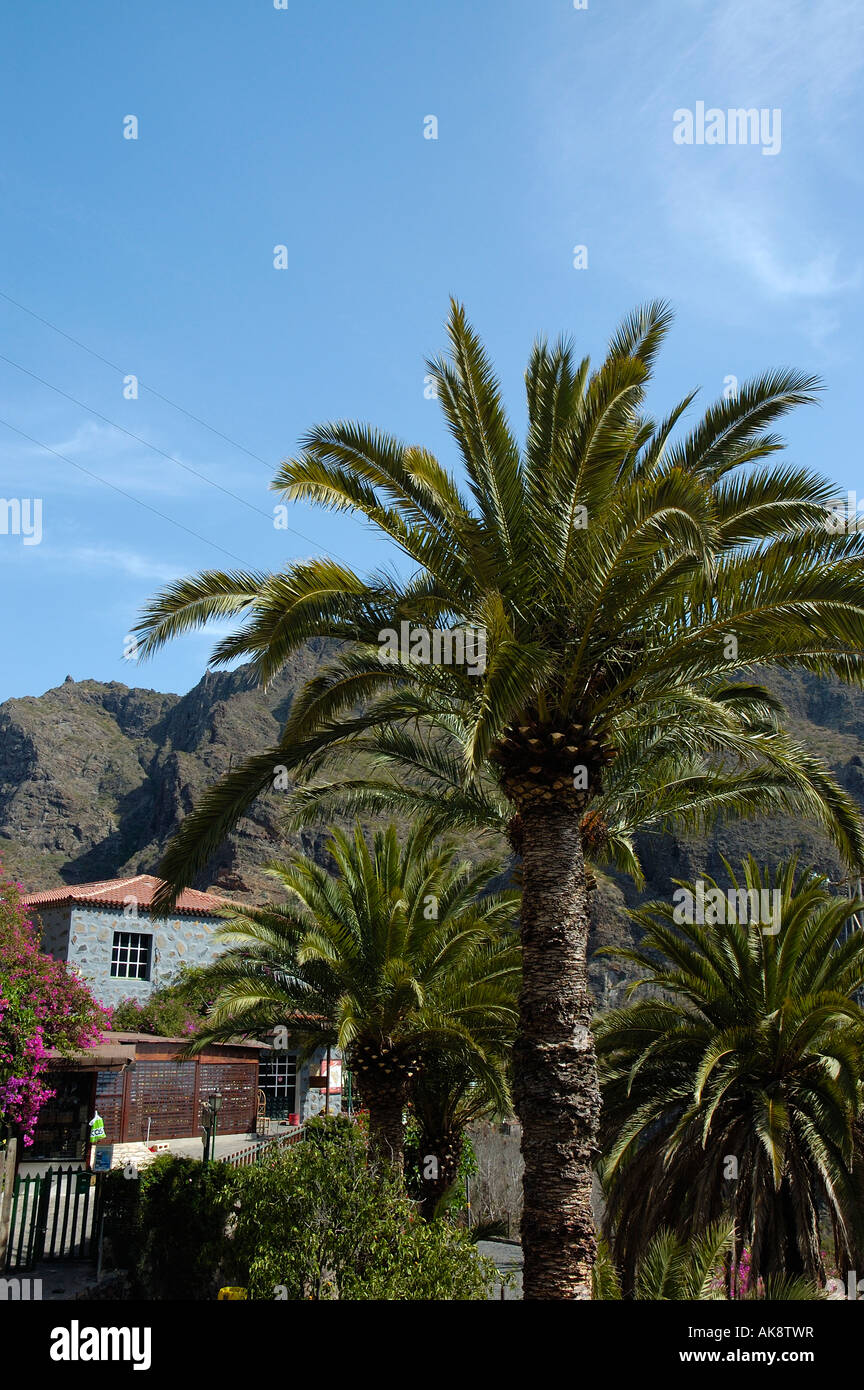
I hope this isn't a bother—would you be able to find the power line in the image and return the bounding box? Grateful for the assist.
[0,288,270,466]
[0,416,252,567]
[0,287,355,564]
[0,352,273,522]
[0,350,350,561]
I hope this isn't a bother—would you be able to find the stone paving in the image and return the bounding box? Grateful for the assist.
[477,1240,523,1300]
[19,1259,107,1301]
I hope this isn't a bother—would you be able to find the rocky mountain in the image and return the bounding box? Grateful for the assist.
[3,654,864,1007]
[0,642,330,899]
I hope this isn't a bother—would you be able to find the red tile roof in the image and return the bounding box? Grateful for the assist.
[22,874,233,917]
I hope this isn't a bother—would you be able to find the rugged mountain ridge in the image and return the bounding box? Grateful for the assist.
[3,654,864,1006]
[0,642,330,897]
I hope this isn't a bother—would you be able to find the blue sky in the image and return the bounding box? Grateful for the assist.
[2,0,862,702]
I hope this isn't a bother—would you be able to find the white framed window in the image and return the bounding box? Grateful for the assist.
[259,1054,297,1110]
[110,930,152,980]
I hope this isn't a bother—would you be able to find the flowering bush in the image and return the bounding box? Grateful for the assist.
[734,1246,752,1298]
[0,872,108,1144]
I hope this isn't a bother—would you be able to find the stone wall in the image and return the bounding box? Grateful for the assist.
[65,904,228,1007]
[298,1048,342,1121]
[34,905,70,958]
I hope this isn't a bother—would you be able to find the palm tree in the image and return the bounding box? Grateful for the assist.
[134,300,864,1297]
[596,857,864,1287]
[592,1222,822,1301]
[185,824,519,1170]
[408,1044,515,1220]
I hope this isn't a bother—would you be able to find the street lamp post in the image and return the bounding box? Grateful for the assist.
[209,1092,222,1163]
[201,1092,223,1167]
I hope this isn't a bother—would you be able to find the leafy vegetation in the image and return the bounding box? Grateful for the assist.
[102,1154,238,1300]
[110,968,208,1038]
[183,825,519,1170]
[104,1118,496,1301]
[597,857,864,1285]
[233,1116,496,1300]
[0,872,107,1143]
[592,1222,822,1301]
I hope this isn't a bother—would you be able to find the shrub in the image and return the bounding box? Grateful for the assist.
[103,1118,496,1300]
[103,1155,240,1299]
[233,1115,496,1300]
[100,1167,144,1274]
[110,969,207,1038]
[593,1223,825,1301]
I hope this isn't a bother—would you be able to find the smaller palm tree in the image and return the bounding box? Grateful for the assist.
[187,824,520,1171]
[596,856,864,1285]
[407,1042,515,1220]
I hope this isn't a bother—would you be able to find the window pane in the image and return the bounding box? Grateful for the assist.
[259,1053,297,1114]
[111,931,152,979]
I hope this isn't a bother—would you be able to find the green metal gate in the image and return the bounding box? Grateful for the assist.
[4,1167,102,1272]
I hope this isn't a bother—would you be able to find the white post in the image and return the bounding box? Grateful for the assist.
[0,1137,18,1268]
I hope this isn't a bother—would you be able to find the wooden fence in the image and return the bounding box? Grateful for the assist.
[219,1126,304,1169]
[4,1166,103,1271]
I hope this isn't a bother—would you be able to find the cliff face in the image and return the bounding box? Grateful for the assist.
[3,656,864,1005]
[0,642,331,900]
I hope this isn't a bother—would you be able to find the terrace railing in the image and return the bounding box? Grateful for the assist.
[219,1126,304,1169]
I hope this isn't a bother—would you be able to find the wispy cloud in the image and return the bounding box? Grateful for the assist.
[65,546,185,582]
[0,542,185,584]
[48,421,133,458]
[0,417,267,501]
[665,177,862,301]
[642,0,864,329]
[727,232,860,300]
[706,0,864,116]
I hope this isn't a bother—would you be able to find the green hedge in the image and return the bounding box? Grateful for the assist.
[102,1155,240,1300]
[233,1116,495,1300]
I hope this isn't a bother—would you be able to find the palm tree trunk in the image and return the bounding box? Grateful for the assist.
[512,802,598,1299]
[779,1181,806,1278]
[358,1071,407,1174]
[417,1126,462,1220]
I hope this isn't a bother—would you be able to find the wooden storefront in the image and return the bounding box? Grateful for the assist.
[30,1032,261,1157]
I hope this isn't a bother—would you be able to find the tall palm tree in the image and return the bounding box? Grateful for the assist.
[135,300,864,1297]
[596,857,864,1286]
[185,825,519,1170]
